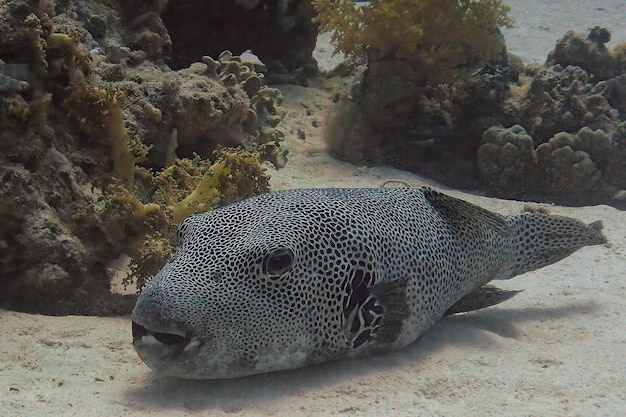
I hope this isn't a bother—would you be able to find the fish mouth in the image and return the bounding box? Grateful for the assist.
[132,321,189,345]
[132,321,200,356]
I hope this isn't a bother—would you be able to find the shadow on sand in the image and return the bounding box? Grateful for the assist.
[123,301,598,412]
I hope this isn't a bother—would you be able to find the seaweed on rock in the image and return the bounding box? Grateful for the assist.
[63,83,146,188]
[125,148,270,291]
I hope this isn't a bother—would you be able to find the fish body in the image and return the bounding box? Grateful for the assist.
[131,187,605,379]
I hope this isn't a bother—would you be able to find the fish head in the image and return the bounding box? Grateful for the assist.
[131,193,366,379]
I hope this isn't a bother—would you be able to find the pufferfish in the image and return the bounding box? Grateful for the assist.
[131,187,606,379]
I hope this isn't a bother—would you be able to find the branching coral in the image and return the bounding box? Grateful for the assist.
[119,148,269,290]
[201,52,288,167]
[63,83,150,187]
[313,0,512,84]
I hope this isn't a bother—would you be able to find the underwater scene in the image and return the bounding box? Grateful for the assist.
[0,0,624,416]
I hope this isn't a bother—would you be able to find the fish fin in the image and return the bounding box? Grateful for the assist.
[422,187,511,234]
[342,268,382,349]
[370,278,410,345]
[445,285,522,315]
[508,214,606,276]
[589,220,603,231]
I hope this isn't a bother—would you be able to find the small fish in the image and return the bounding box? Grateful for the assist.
[131,187,605,379]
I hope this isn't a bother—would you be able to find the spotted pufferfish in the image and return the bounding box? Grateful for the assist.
[131,187,606,379]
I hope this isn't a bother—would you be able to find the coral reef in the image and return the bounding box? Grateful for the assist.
[476,29,626,206]
[0,0,281,315]
[535,128,607,203]
[161,0,318,83]
[95,53,288,172]
[322,14,626,207]
[518,65,619,144]
[477,125,626,206]
[317,0,515,184]
[547,27,618,81]
[477,125,538,199]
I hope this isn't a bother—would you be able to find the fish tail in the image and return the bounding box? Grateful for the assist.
[506,214,606,277]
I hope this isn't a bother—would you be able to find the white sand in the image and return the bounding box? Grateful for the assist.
[502,0,626,64]
[2,3,626,416]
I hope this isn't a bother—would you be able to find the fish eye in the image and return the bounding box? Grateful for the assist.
[263,247,294,277]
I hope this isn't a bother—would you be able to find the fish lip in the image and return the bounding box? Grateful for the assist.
[132,320,194,352]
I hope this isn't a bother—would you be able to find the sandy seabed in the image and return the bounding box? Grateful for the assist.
[2,2,625,416]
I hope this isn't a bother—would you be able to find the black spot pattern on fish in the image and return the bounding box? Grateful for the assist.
[131,187,606,379]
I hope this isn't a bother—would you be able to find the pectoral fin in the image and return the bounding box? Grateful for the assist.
[370,277,411,344]
[445,285,522,315]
